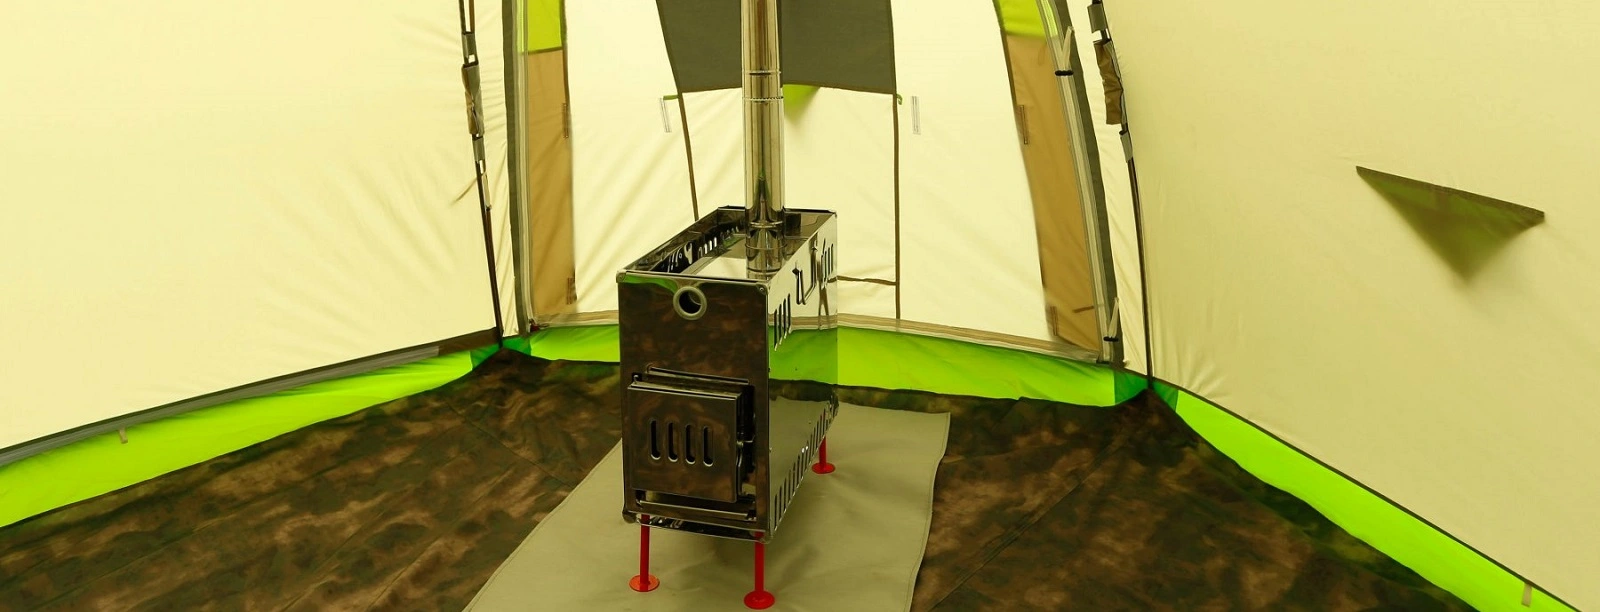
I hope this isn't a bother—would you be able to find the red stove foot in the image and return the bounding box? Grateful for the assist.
[630,574,660,593]
[744,590,776,609]
[631,516,659,592]
[745,538,775,609]
[811,438,835,474]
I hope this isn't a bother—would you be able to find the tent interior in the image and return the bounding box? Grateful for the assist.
[1,1,1592,611]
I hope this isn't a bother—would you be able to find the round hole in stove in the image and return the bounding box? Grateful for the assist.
[673,286,707,320]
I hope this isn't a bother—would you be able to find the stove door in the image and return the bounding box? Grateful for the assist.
[624,376,747,504]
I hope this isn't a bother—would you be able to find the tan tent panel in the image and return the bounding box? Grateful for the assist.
[1004,33,1099,350]
[522,49,578,319]
[1107,0,1600,606]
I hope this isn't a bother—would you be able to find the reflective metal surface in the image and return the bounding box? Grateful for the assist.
[618,207,839,543]
[616,0,838,544]
[742,0,785,273]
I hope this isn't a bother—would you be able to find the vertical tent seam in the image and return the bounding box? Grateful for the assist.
[892,97,904,319]
[504,0,531,336]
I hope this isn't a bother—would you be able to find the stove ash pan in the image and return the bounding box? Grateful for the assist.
[617,207,839,543]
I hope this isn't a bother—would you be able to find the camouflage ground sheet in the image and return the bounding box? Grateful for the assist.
[0,351,1466,611]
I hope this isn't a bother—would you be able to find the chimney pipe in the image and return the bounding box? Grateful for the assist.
[742,0,784,273]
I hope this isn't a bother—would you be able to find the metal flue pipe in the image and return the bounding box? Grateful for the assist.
[742,0,785,274]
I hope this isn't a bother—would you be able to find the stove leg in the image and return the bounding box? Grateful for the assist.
[629,515,660,592]
[744,538,776,609]
[811,437,836,474]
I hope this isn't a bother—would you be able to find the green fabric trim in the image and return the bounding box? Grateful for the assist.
[1156,382,1574,612]
[515,325,1138,406]
[1113,370,1146,404]
[996,0,1047,38]
[469,344,500,367]
[0,349,487,530]
[509,325,620,363]
[838,327,1128,405]
[770,329,839,385]
[783,84,821,119]
[525,0,563,53]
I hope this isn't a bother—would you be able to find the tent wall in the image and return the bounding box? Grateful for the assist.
[0,2,513,452]
[538,0,1117,362]
[889,0,1048,344]
[564,0,698,317]
[1105,1,1600,608]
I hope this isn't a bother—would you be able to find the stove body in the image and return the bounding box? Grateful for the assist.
[617,206,838,543]
[617,0,836,545]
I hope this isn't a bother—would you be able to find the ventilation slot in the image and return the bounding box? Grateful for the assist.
[772,297,793,348]
[666,420,679,462]
[651,417,719,467]
[771,409,835,529]
[652,223,740,273]
[649,419,660,460]
[824,244,834,282]
[684,424,697,464]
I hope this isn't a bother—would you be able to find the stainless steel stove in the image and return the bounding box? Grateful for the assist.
[616,0,838,546]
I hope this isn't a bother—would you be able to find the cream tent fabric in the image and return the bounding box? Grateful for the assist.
[7,0,1593,609]
[0,0,514,450]
[545,0,1112,360]
[891,0,1051,344]
[1105,1,1600,608]
[566,0,698,317]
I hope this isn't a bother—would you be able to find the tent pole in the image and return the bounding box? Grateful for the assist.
[1087,0,1154,379]
[459,0,507,345]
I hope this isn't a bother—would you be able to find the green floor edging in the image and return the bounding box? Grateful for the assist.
[511,324,1144,407]
[0,345,499,530]
[1,325,1130,531]
[2,325,1554,610]
[1155,382,1573,612]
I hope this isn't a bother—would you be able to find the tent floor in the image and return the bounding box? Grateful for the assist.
[0,351,1466,611]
